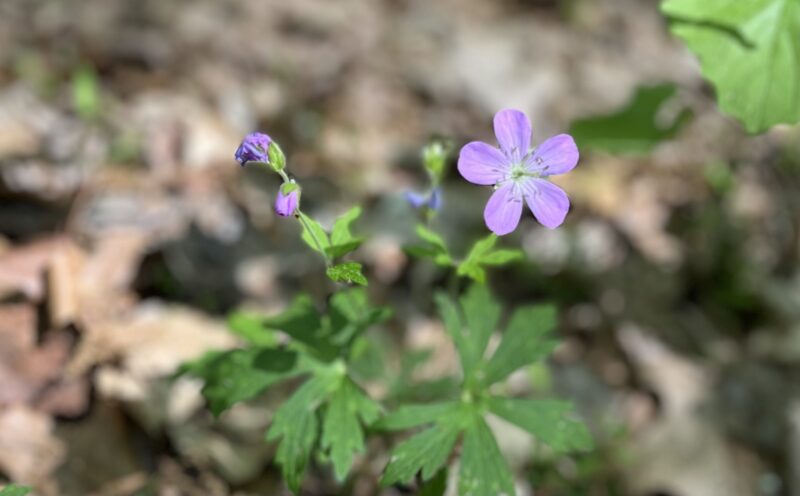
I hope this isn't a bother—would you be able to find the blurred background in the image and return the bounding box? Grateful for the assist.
[1,0,800,495]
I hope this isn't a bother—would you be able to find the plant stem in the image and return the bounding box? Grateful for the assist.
[296,208,332,269]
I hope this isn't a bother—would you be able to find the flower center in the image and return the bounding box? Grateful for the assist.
[508,163,538,183]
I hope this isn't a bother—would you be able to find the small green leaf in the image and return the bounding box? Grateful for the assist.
[457,234,522,283]
[330,206,362,246]
[0,485,31,496]
[321,379,380,480]
[299,212,331,255]
[227,312,278,346]
[281,181,299,195]
[375,402,462,430]
[267,373,341,492]
[410,225,454,266]
[661,0,800,132]
[416,225,449,253]
[327,206,364,258]
[381,424,461,486]
[488,397,593,453]
[458,416,515,496]
[480,249,524,266]
[326,262,368,286]
[404,244,453,267]
[568,84,692,153]
[184,348,299,416]
[326,240,363,259]
[484,304,558,385]
[72,65,100,120]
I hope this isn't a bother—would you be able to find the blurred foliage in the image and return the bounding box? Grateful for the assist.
[662,0,800,132]
[569,84,691,154]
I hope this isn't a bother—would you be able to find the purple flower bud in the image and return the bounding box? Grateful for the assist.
[275,187,299,217]
[235,132,272,166]
[428,187,442,211]
[404,187,442,211]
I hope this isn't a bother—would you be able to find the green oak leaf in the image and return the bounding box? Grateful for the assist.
[662,0,800,132]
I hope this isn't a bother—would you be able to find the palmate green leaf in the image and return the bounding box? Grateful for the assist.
[326,262,368,286]
[419,469,448,496]
[662,0,800,132]
[435,292,479,378]
[435,284,500,380]
[375,401,462,430]
[183,348,299,416]
[328,288,392,345]
[457,234,524,283]
[327,206,364,258]
[262,295,337,359]
[299,212,331,255]
[488,397,593,453]
[568,84,692,154]
[0,486,31,496]
[381,423,461,486]
[458,416,515,496]
[484,304,558,385]
[460,284,501,368]
[266,372,341,492]
[321,378,380,480]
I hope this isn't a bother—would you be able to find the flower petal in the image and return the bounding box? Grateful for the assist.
[527,134,578,176]
[458,141,509,185]
[493,109,531,162]
[404,190,428,209]
[523,179,570,229]
[484,184,523,236]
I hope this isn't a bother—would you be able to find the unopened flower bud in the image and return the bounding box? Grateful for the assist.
[275,182,300,217]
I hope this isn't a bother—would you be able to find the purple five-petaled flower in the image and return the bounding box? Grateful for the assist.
[275,187,299,217]
[235,132,272,166]
[457,109,579,235]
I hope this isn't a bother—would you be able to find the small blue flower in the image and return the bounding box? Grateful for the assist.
[405,187,442,211]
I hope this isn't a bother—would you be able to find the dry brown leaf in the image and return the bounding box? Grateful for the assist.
[0,405,65,489]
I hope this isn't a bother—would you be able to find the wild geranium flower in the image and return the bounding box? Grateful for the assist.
[457,109,578,235]
[275,184,299,217]
[235,132,272,166]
